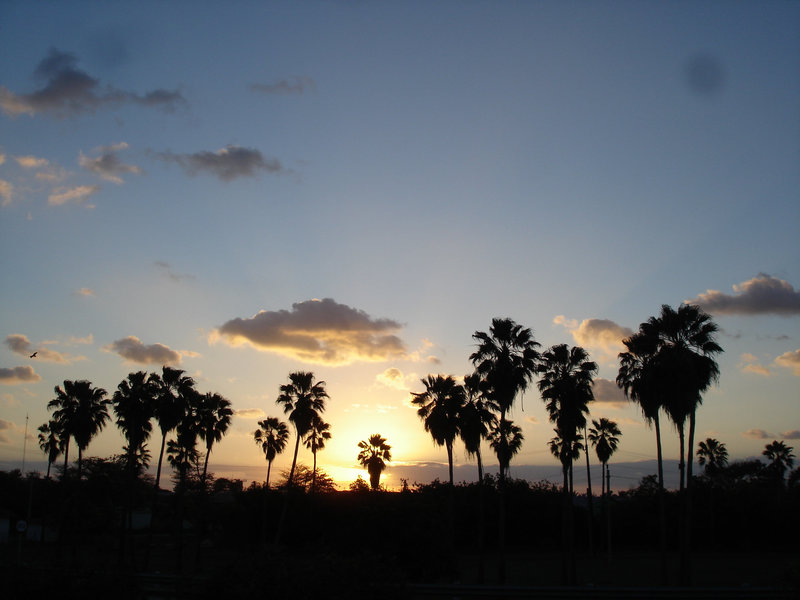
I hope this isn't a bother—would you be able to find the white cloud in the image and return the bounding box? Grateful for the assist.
[234,408,265,419]
[48,184,99,206]
[375,367,417,391]
[774,349,800,376]
[738,353,771,376]
[687,274,800,316]
[104,336,182,365]
[14,155,49,168]
[213,298,408,366]
[553,315,633,355]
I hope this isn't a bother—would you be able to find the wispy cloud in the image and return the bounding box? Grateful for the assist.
[75,287,95,297]
[48,184,99,206]
[5,333,76,363]
[0,366,41,385]
[234,408,265,419]
[687,274,800,316]
[212,298,408,366]
[14,155,49,168]
[154,261,195,283]
[79,142,141,184]
[0,179,12,206]
[153,145,285,181]
[774,349,800,376]
[249,76,316,95]
[0,48,186,118]
[104,336,181,365]
[738,353,771,376]
[743,428,773,440]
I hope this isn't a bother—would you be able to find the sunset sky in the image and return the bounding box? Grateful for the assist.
[1,1,798,490]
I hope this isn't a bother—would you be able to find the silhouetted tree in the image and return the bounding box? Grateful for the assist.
[304,415,331,492]
[113,371,157,476]
[763,440,795,482]
[357,434,392,490]
[197,391,233,483]
[589,418,622,498]
[276,372,329,488]
[37,420,63,479]
[459,372,496,482]
[349,475,371,492]
[488,419,524,482]
[277,463,336,493]
[697,437,728,476]
[152,366,196,490]
[48,379,110,478]
[254,417,289,489]
[411,374,465,486]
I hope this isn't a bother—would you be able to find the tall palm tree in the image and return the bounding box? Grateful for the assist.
[487,419,524,482]
[763,440,795,480]
[197,392,233,483]
[697,438,728,476]
[48,379,110,478]
[357,434,392,491]
[589,418,622,498]
[152,366,196,489]
[303,415,332,492]
[470,318,540,422]
[276,371,329,488]
[254,417,290,489]
[37,420,63,479]
[411,374,465,486]
[113,371,158,475]
[459,372,497,482]
[548,427,584,495]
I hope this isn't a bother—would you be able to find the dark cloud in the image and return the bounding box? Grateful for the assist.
[249,76,316,95]
[154,145,285,181]
[214,298,408,365]
[79,142,141,184]
[0,48,186,118]
[0,366,41,384]
[781,430,800,440]
[5,334,71,363]
[591,378,627,409]
[154,261,195,283]
[105,336,181,365]
[687,274,800,316]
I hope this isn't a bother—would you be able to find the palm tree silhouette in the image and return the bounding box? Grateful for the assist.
[357,434,392,490]
[459,372,496,482]
[113,371,157,475]
[763,440,795,481]
[152,366,196,490]
[48,379,110,478]
[488,418,524,482]
[697,437,728,476]
[304,415,332,492]
[197,392,233,483]
[254,417,290,489]
[548,427,583,495]
[470,318,539,422]
[411,374,465,486]
[37,420,63,479]
[276,371,329,488]
[589,418,622,498]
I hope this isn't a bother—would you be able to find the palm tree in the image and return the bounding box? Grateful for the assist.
[357,434,392,490]
[197,392,233,483]
[113,371,157,475]
[37,421,63,479]
[487,418,524,481]
[276,372,329,488]
[763,440,795,481]
[697,438,728,476]
[303,415,332,492]
[152,366,196,490]
[411,374,465,486]
[459,372,497,483]
[48,379,110,478]
[470,318,540,422]
[254,417,290,489]
[589,418,622,498]
[548,427,584,495]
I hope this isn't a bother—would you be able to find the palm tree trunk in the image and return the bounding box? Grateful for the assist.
[681,409,697,585]
[654,413,667,585]
[202,443,211,483]
[46,459,52,480]
[477,448,484,482]
[585,427,594,555]
[155,431,167,490]
[77,446,83,479]
[678,424,686,493]
[63,439,70,479]
[311,448,318,493]
[266,459,272,489]
[288,431,301,487]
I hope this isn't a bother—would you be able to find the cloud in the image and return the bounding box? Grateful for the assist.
[104,336,181,365]
[687,274,800,316]
[154,260,195,283]
[14,155,49,168]
[376,367,415,391]
[526,416,540,425]
[213,298,408,366]
[0,48,186,118]
[0,366,41,385]
[235,408,265,419]
[79,142,141,184]
[591,378,628,409]
[553,315,633,355]
[0,179,12,206]
[738,353,771,376]
[5,334,72,363]
[249,76,316,95]
[69,334,94,345]
[154,145,285,181]
[743,428,773,440]
[76,287,95,297]
[781,430,800,440]
[774,349,800,376]
[48,184,99,206]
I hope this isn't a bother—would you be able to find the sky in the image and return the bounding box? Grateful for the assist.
[1,1,798,491]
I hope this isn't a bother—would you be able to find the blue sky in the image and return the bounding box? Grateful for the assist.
[1,1,798,489]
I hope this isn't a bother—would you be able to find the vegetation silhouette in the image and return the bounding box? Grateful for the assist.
[303,414,332,493]
[357,434,392,490]
[253,417,289,489]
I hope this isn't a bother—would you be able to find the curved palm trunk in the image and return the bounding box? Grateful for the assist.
[288,430,301,487]
[155,431,167,490]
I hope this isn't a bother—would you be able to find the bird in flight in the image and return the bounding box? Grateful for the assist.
[29,351,37,358]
